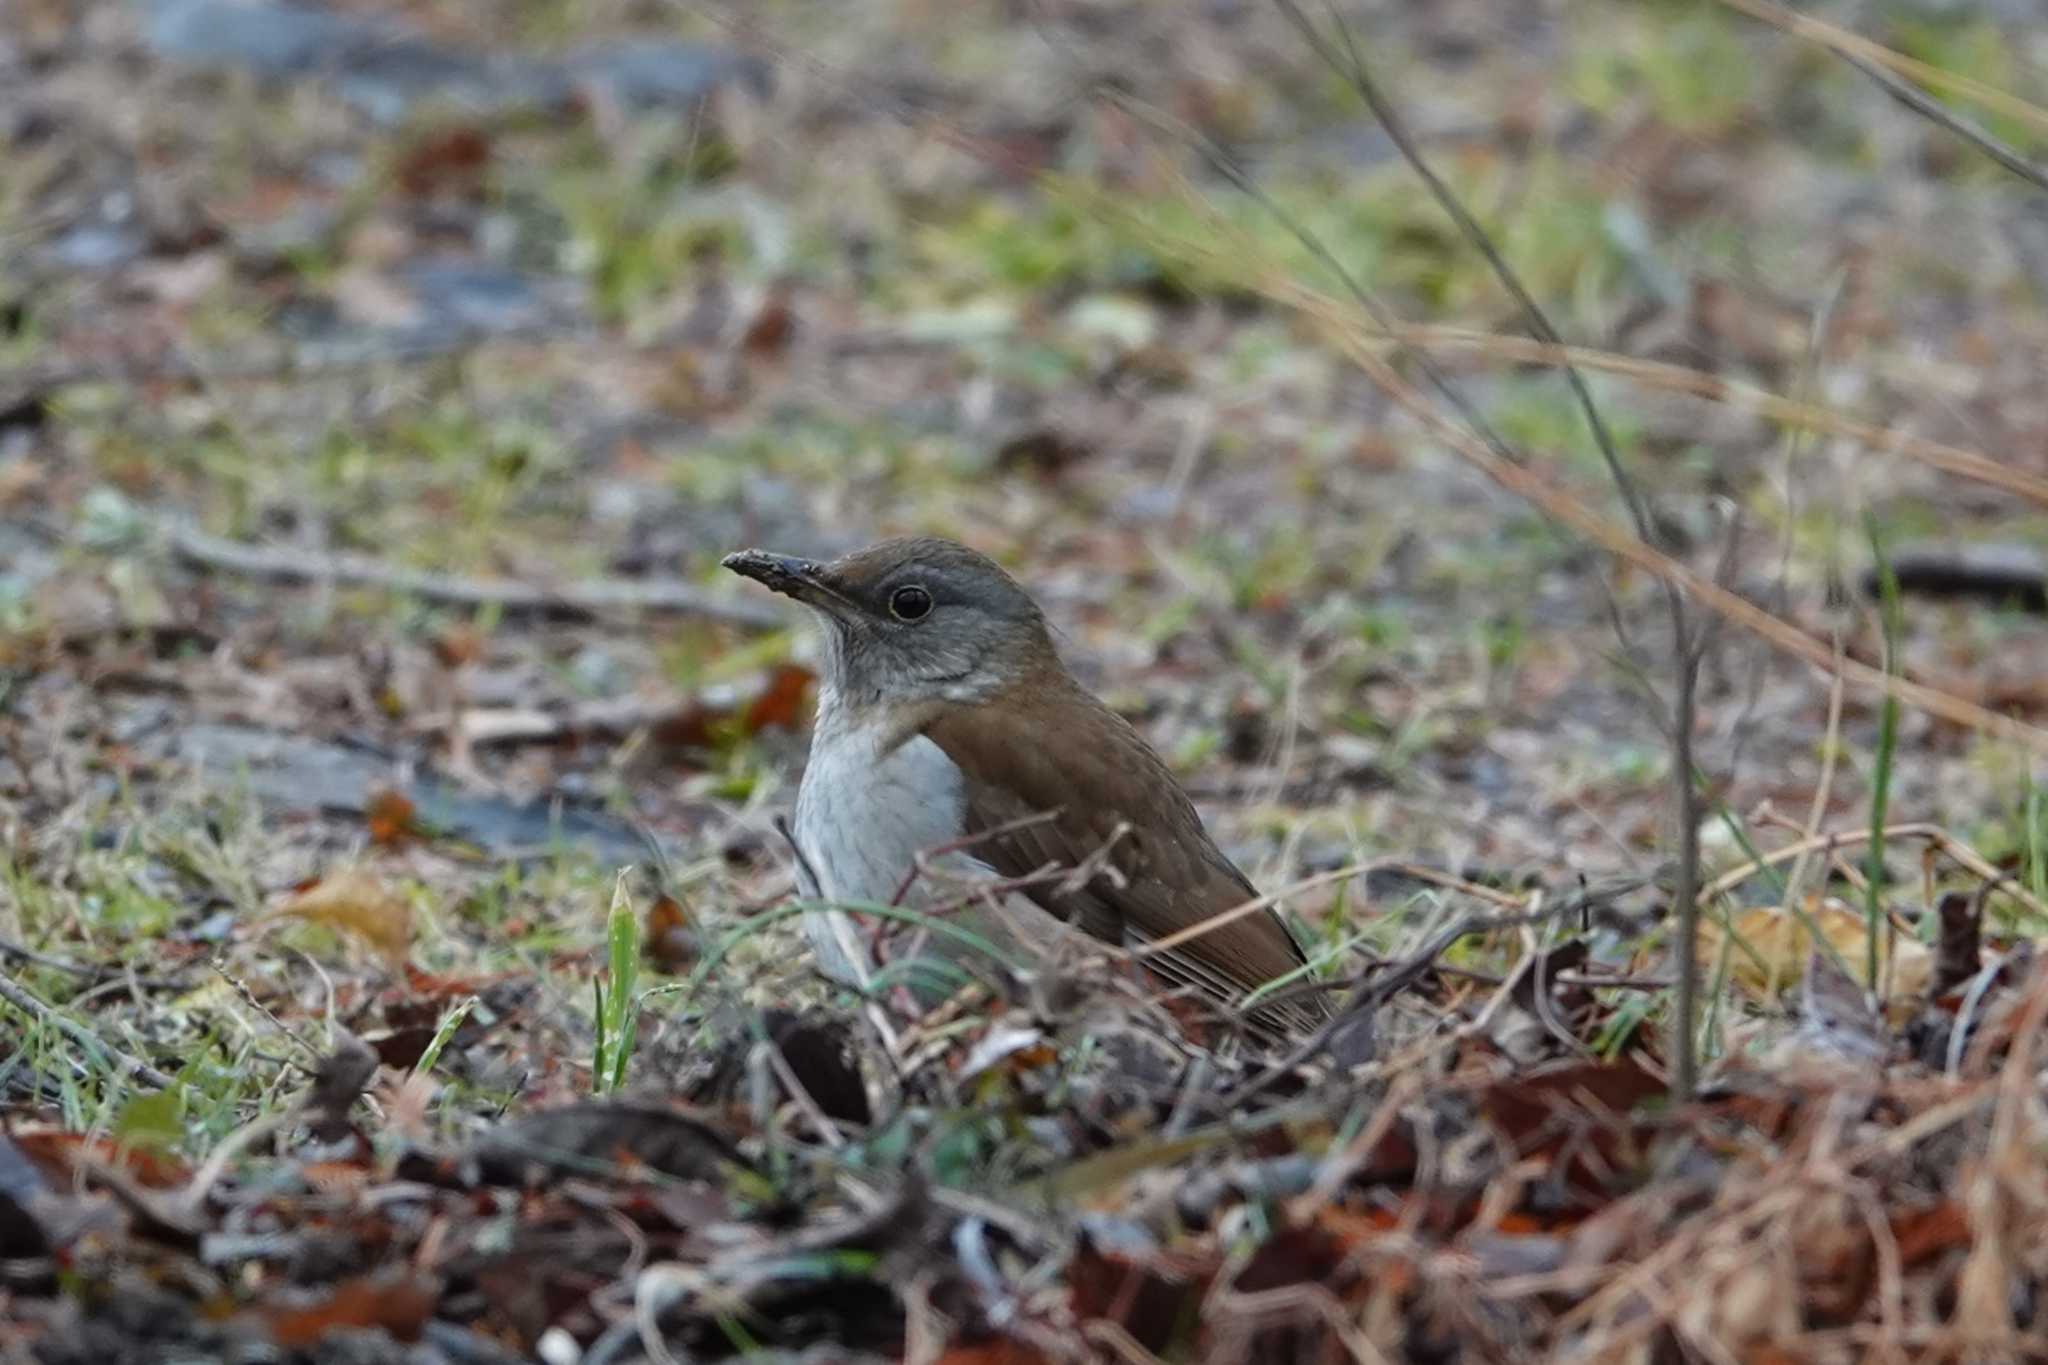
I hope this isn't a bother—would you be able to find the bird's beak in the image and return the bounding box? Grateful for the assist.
[721,549,851,611]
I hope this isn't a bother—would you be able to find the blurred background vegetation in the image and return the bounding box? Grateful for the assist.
[3,0,2048,1151]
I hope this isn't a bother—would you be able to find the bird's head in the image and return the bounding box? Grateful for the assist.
[722,537,1057,707]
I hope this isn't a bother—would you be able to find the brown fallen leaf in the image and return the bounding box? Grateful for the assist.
[271,868,414,970]
[1479,1057,1667,1198]
[1929,887,1987,999]
[644,893,697,974]
[992,427,1093,480]
[655,662,815,749]
[1067,1241,1215,1354]
[740,280,797,356]
[448,664,816,752]
[931,1343,1057,1365]
[430,621,487,667]
[1699,896,1930,1006]
[393,124,491,199]
[10,1128,192,1189]
[364,788,419,847]
[397,964,512,999]
[1891,1200,1972,1268]
[742,661,815,734]
[264,1271,438,1348]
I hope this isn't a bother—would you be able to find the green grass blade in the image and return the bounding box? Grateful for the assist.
[1862,515,1903,992]
[592,867,641,1093]
[413,995,479,1080]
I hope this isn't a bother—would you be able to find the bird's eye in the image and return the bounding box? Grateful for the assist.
[888,585,933,622]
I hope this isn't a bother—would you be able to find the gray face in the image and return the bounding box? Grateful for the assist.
[722,537,1053,706]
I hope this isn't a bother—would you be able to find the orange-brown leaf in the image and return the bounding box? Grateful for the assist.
[1892,1201,1972,1267]
[933,1342,1056,1365]
[12,1129,192,1189]
[1700,896,1930,1005]
[931,1344,1054,1365]
[430,622,487,667]
[740,285,796,356]
[644,894,697,973]
[393,126,491,198]
[275,868,414,969]
[399,964,506,999]
[364,789,418,847]
[265,1273,438,1348]
[742,662,814,734]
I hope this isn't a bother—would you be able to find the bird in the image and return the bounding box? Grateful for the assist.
[722,536,1326,1034]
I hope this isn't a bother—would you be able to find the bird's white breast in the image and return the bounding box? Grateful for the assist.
[795,719,971,904]
[791,704,983,983]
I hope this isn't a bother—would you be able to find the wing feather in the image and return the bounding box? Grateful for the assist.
[923,675,1327,1033]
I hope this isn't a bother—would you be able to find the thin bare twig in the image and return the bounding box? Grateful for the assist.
[888,809,1066,907]
[1272,0,1705,1095]
[1219,897,1573,1107]
[1265,316,2048,507]
[1716,0,2048,140]
[0,971,178,1090]
[1836,45,2048,196]
[1782,637,1851,914]
[162,518,786,629]
[0,322,566,418]
[1702,820,2048,922]
[1258,263,2048,755]
[0,938,190,990]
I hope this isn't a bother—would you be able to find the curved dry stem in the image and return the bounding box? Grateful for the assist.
[1099,179,2048,758]
[1113,196,2048,507]
[1715,0,2048,141]
[1318,306,2048,754]
[1700,820,2048,923]
[1334,322,2048,508]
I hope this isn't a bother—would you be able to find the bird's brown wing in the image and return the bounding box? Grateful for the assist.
[923,678,1326,1033]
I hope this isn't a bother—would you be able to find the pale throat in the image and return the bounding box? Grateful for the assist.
[811,609,1024,711]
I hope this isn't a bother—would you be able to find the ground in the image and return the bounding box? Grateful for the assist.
[4,1,2048,1360]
